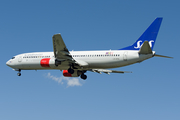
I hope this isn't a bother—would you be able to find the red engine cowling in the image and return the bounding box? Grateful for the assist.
[40,58,51,67]
[40,58,56,68]
[63,70,82,77]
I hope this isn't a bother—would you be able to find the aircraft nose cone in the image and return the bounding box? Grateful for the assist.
[6,60,10,66]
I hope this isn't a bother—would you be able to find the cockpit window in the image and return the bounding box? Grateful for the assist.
[12,57,15,59]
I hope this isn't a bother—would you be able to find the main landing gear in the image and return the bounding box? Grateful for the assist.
[68,63,76,74]
[68,67,87,80]
[68,67,74,74]
[17,69,21,76]
[80,73,87,80]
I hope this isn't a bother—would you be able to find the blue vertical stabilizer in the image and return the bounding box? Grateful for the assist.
[120,17,163,50]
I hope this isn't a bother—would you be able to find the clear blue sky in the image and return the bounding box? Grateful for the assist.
[1,0,180,120]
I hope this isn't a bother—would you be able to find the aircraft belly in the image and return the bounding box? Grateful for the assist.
[86,58,126,69]
[86,53,153,69]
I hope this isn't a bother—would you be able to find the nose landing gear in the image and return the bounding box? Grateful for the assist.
[17,69,21,76]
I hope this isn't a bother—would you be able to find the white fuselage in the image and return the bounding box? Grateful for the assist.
[6,50,154,71]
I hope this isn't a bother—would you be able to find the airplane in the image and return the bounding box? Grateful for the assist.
[6,17,172,80]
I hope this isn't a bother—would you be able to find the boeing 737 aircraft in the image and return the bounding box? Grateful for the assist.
[6,17,172,80]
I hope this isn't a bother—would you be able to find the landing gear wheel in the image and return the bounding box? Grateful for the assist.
[68,68,74,74]
[17,69,21,76]
[81,74,87,80]
[17,73,21,76]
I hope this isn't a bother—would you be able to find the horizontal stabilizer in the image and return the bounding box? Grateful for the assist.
[138,41,152,54]
[154,54,173,58]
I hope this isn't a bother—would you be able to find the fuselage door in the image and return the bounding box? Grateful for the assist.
[18,56,22,62]
[123,52,128,61]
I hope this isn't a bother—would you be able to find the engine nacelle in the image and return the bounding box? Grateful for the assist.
[40,58,51,67]
[63,70,82,77]
[40,58,56,68]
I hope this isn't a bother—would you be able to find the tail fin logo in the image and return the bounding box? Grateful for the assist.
[149,40,154,47]
[119,18,162,50]
[134,40,142,49]
[134,40,154,49]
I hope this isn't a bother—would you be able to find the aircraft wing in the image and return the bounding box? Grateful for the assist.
[52,34,73,61]
[52,34,88,68]
[90,69,132,75]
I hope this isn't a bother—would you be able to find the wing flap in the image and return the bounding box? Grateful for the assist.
[91,69,132,75]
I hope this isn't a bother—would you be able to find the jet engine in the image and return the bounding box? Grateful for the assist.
[40,58,56,68]
[63,70,82,77]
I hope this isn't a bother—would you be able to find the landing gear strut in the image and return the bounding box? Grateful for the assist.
[68,64,75,74]
[17,69,21,76]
